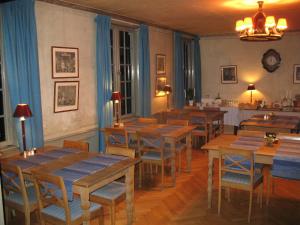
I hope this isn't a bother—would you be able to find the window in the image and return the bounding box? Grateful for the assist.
[183,38,195,102]
[110,26,136,117]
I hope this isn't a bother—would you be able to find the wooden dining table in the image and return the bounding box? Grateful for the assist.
[122,122,196,186]
[240,114,300,133]
[1,147,139,225]
[201,134,279,209]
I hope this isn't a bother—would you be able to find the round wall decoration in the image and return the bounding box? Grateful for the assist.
[261,49,281,73]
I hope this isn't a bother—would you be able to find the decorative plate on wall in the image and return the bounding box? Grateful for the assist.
[261,49,281,73]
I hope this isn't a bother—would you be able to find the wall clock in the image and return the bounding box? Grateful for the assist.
[261,49,281,73]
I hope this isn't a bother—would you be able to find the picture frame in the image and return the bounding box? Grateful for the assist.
[221,65,238,84]
[155,77,167,97]
[156,54,166,75]
[54,81,79,113]
[52,46,79,78]
[293,64,300,84]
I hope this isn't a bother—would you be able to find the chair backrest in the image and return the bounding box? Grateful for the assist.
[33,171,71,223]
[137,117,158,124]
[219,147,254,183]
[1,163,29,208]
[166,119,189,126]
[188,113,208,130]
[237,130,264,138]
[203,107,220,111]
[106,146,135,159]
[104,127,128,148]
[137,131,164,153]
[63,140,89,152]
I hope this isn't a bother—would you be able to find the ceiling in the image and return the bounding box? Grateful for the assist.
[58,0,300,36]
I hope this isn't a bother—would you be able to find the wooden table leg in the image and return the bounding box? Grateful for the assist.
[80,188,91,225]
[170,140,176,187]
[207,150,214,209]
[186,133,192,172]
[126,165,135,225]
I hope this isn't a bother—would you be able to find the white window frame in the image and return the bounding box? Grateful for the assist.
[111,25,137,119]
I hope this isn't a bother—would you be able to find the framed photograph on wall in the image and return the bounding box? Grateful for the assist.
[155,77,167,97]
[156,54,166,75]
[293,64,300,84]
[221,65,238,84]
[52,46,79,78]
[54,81,79,113]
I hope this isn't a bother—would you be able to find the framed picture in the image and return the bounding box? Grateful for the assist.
[221,65,238,84]
[293,64,300,84]
[54,81,79,113]
[155,77,167,97]
[156,54,166,75]
[52,46,79,78]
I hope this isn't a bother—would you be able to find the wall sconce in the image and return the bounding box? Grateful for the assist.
[13,104,32,151]
[111,91,122,126]
[163,84,172,110]
[247,84,256,103]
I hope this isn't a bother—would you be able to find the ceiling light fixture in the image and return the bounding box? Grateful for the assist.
[235,1,287,41]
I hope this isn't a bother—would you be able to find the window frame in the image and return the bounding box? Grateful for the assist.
[111,25,137,119]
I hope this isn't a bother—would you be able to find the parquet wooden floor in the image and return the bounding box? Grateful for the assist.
[6,150,300,225]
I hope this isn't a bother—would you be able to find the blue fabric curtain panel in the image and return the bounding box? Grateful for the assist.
[173,32,185,109]
[194,36,202,102]
[1,0,44,151]
[138,24,151,117]
[95,14,113,152]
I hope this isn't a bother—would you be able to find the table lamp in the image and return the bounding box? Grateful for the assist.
[247,84,256,104]
[13,104,32,151]
[111,91,122,126]
[163,84,172,110]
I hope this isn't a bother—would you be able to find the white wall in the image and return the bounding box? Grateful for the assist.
[200,32,300,104]
[36,2,98,145]
[149,26,173,113]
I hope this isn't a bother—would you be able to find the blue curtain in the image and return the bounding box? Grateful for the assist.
[173,32,185,109]
[95,14,113,152]
[138,24,151,117]
[1,0,44,151]
[194,36,202,102]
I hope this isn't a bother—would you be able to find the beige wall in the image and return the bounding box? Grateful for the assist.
[200,32,300,104]
[36,1,98,141]
[149,26,173,114]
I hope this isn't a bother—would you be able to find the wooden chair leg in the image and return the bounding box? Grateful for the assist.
[266,173,271,206]
[161,161,164,190]
[24,210,30,225]
[226,187,231,202]
[5,206,10,224]
[150,163,153,179]
[218,186,222,215]
[260,184,263,208]
[248,190,253,223]
[139,162,142,188]
[178,151,182,174]
[98,207,104,225]
[110,203,116,225]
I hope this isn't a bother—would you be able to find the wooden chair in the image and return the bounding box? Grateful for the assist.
[188,113,209,146]
[137,117,158,124]
[103,127,128,148]
[63,140,89,152]
[237,130,265,137]
[166,119,189,173]
[33,171,104,225]
[218,147,264,223]
[1,163,38,225]
[137,130,173,189]
[90,147,135,225]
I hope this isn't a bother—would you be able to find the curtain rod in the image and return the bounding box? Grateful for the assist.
[38,0,196,36]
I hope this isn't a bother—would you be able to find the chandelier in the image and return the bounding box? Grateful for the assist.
[235,1,287,41]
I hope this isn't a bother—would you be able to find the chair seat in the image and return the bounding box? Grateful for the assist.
[141,150,172,161]
[42,197,102,221]
[165,143,186,152]
[222,172,263,185]
[91,181,125,200]
[5,186,37,206]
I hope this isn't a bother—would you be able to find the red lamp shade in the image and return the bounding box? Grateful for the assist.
[111,91,122,101]
[13,104,32,118]
[247,84,256,91]
[163,85,172,93]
